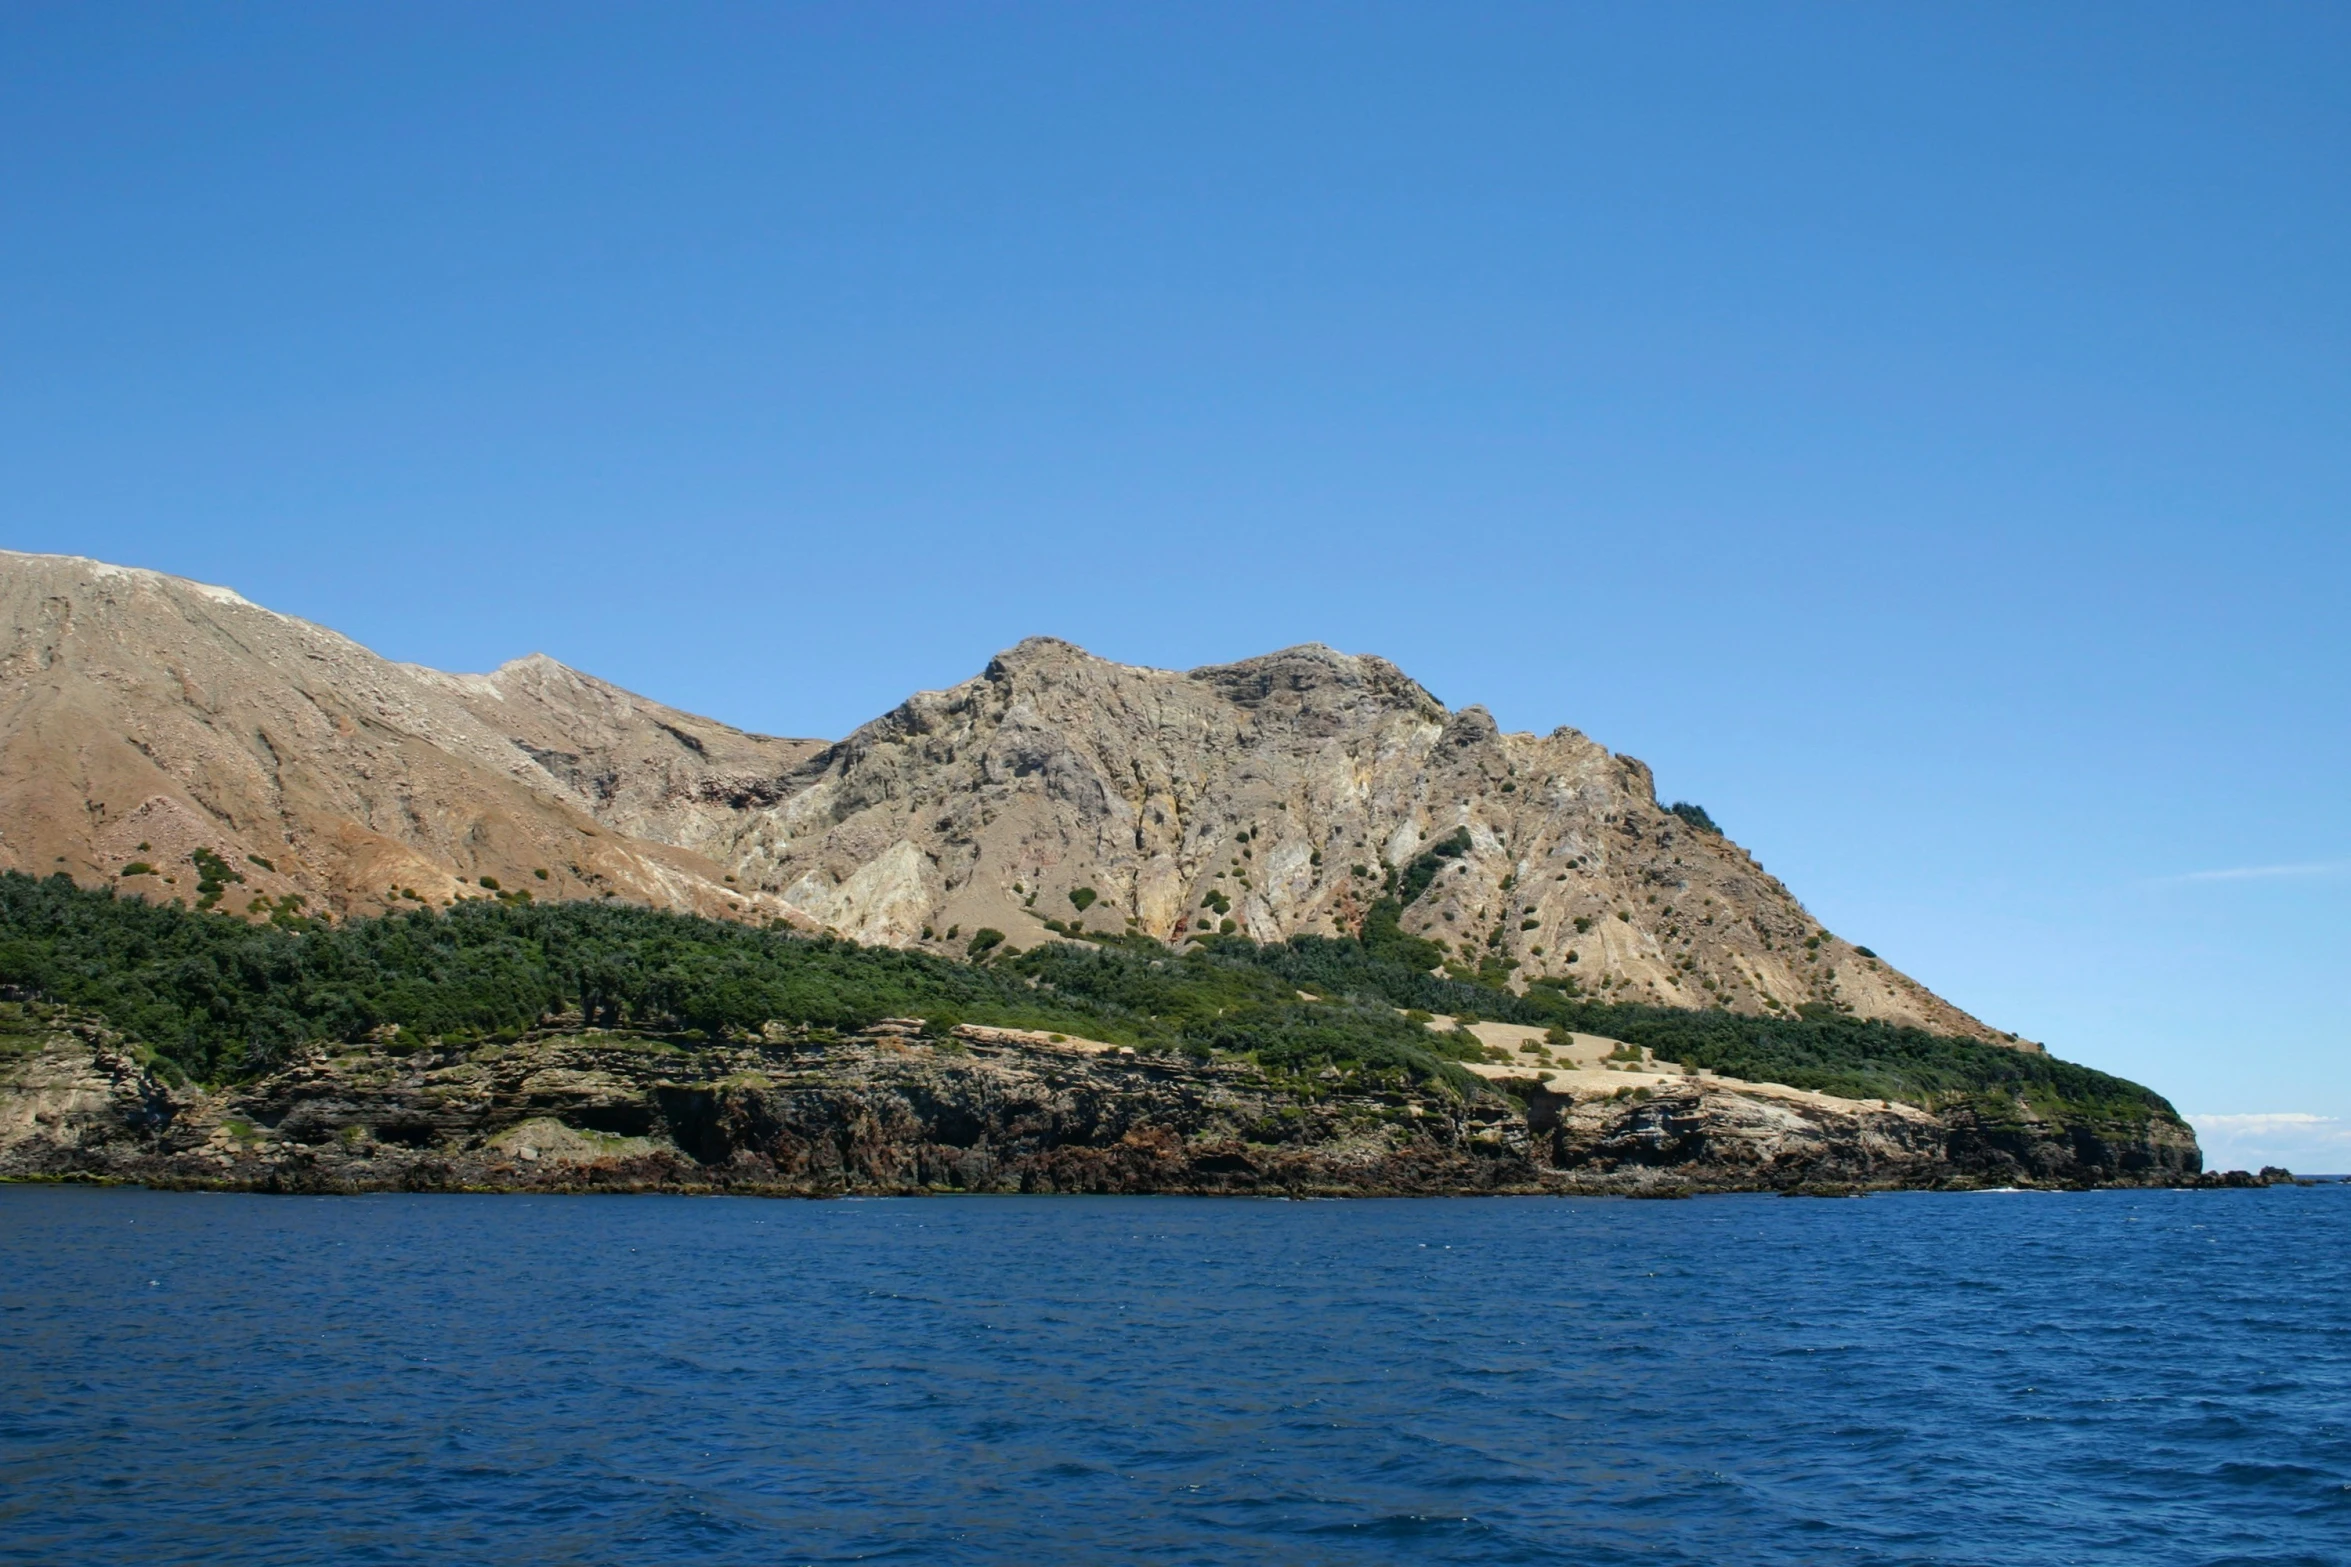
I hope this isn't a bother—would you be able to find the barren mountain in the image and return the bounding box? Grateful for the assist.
[0,550,2007,1043]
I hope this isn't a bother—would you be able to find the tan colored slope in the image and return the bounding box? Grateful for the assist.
[432,652,828,855]
[0,551,801,921]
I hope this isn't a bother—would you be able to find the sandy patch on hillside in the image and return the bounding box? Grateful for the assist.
[1418,1013,1930,1120]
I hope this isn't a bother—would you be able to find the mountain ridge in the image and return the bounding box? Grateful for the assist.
[0,549,2008,1046]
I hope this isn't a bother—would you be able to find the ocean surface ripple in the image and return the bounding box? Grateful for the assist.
[2,1185,2345,1565]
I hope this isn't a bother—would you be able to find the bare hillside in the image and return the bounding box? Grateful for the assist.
[0,551,804,920]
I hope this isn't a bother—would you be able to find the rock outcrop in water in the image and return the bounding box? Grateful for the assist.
[1,1009,2200,1196]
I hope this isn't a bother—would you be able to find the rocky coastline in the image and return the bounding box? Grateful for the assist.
[3,1010,2203,1197]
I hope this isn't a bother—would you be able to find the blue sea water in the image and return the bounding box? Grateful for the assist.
[1,1186,2345,1566]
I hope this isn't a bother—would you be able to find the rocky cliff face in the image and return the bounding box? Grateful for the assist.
[722,638,1995,1039]
[0,1011,2198,1197]
[0,550,1998,1041]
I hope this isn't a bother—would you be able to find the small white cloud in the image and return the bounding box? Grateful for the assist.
[2192,1112,2338,1133]
[2155,860,2351,885]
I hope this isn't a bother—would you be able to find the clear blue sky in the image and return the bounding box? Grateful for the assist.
[5,4,2345,1165]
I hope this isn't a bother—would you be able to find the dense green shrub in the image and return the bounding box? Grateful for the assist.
[1395,827,1473,907]
[1665,801,1720,835]
[187,848,244,912]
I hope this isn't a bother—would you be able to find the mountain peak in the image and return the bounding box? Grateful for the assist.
[1190,643,1445,718]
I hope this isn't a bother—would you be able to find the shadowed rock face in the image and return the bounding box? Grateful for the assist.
[1,550,1995,1040]
[1,1015,2200,1197]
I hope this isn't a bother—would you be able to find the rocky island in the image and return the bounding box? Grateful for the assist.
[0,551,2201,1194]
